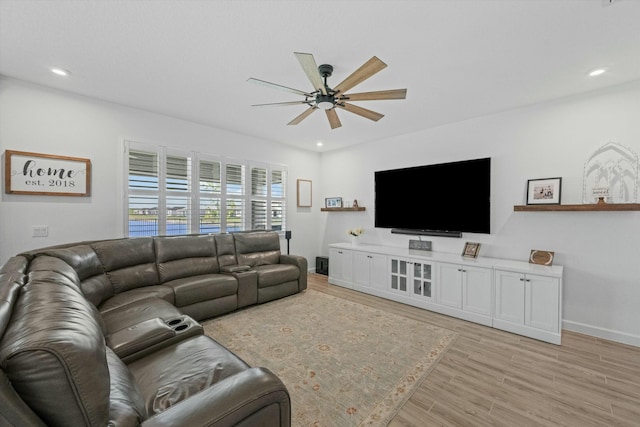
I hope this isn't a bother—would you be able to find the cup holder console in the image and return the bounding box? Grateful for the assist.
[165,316,198,334]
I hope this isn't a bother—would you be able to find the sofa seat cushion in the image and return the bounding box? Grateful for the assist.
[100,285,175,313]
[127,335,250,417]
[254,264,299,288]
[100,297,183,335]
[163,274,237,308]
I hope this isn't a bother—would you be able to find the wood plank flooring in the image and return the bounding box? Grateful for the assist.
[307,274,640,426]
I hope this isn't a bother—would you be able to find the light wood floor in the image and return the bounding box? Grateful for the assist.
[307,274,640,427]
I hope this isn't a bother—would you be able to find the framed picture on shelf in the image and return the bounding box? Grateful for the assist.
[325,197,343,208]
[462,242,481,258]
[529,250,555,266]
[526,177,562,205]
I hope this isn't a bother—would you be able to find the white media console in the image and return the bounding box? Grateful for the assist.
[328,243,563,345]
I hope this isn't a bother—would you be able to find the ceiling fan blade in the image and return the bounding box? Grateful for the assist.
[336,102,385,122]
[287,107,317,125]
[333,56,387,94]
[294,52,327,95]
[326,109,342,129]
[252,101,310,107]
[247,78,311,97]
[339,89,407,102]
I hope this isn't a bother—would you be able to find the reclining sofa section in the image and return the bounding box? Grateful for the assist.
[0,231,307,426]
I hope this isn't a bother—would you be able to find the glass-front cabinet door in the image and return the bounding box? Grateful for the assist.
[412,261,433,301]
[390,258,409,295]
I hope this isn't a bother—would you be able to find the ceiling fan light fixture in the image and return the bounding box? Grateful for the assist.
[316,94,335,110]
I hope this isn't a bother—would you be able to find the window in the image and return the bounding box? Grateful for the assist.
[125,141,286,237]
[249,165,287,231]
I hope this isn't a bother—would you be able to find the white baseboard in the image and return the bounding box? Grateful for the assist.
[563,320,640,348]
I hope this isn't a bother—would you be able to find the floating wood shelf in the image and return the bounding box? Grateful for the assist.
[514,203,640,212]
[321,207,366,212]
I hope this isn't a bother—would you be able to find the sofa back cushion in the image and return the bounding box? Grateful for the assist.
[214,234,238,267]
[155,235,219,283]
[40,245,114,307]
[233,232,281,267]
[0,279,110,426]
[91,238,159,294]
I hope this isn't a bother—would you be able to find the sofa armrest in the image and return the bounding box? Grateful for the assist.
[220,265,252,273]
[141,367,290,427]
[280,254,307,291]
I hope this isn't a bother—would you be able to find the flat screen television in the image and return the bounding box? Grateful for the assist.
[374,157,491,236]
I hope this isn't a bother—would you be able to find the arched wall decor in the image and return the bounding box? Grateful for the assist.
[583,142,638,204]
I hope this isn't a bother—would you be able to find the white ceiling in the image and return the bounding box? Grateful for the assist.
[1,0,639,152]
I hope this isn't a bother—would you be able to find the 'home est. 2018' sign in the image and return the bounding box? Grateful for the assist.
[4,150,91,196]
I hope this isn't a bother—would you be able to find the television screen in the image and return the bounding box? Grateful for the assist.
[375,158,491,235]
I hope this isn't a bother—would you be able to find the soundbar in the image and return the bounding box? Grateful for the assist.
[391,228,462,238]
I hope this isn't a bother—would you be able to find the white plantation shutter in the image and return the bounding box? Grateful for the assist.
[127,146,161,236]
[199,160,221,193]
[165,152,192,235]
[251,200,267,230]
[125,142,285,237]
[224,163,245,232]
[271,169,286,231]
[250,164,287,231]
[199,158,222,233]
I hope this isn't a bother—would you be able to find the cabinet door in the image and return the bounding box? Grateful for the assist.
[389,258,409,295]
[438,262,462,308]
[369,253,388,291]
[462,266,493,316]
[525,274,560,332]
[494,270,525,324]
[411,261,433,301]
[329,248,352,285]
[353,251,372,287]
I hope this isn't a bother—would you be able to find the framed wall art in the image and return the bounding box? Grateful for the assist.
[325,197,343,208]
[462,242,481,258]
[526,177,561,205]
[296,179,312,207]
[4,150,91,196]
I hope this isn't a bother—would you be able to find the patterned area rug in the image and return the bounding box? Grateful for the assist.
[202,289,458,426]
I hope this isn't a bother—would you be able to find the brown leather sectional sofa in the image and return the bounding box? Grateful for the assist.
[0,231,307,426]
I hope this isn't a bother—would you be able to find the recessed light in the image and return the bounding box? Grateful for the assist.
[316,142,323,147]
[588,68,606,77]
[50,67,71,77]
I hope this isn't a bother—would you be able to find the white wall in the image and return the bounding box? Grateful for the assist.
[0,78,322,266]
[318,80,640,346]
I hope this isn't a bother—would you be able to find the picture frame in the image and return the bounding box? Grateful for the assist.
[325,197,343,208]
[4,150,91,196]
[526,177,562,205]
[296,179,312,207]
[462,242,481,258]
[529,250,555,266]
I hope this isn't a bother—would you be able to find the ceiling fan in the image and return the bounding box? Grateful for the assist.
[247,52,407,129]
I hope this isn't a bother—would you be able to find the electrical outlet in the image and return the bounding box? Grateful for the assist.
[32,225,48,237]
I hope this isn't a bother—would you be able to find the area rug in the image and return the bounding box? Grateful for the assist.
[202,289,458,426]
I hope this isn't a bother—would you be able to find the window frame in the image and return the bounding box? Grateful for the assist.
[124,140,287,237]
